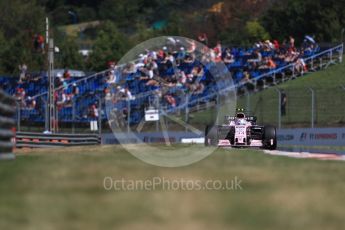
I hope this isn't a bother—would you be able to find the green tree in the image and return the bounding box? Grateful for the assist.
[0,0,46,74]
[87,21,131,71]
[245,20,270,43]
[56,37,85,70]
[261,0,345,42]
[0,31,8,73]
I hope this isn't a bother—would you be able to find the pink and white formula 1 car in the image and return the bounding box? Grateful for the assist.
[204,111,277,150]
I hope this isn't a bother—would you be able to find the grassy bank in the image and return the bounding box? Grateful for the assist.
[0,145,344,229]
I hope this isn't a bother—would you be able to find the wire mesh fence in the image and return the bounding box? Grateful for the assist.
[238,86,345,128]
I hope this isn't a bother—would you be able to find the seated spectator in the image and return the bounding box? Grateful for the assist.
[107,60,116,70]
[273,40,280,50]
[284,49,299,63]
[263,40,274,51]
[176,47,186,63]
[122,62,137,75]
[164,75,178,87]
[241,71,255,91]
[62,79,68,89]
[191,66,204,78]
[294,58,307,73]
[213,41,222,62]
[56,90,67,108]
[141,66,159,86]
[164,94,176,107]
[14,87,26,106]
[289,36,295,48]
[71,83,79,95]
[176,70,187,86]
[241,71,251,83]
[104,87,113,101]
[184,52,195,63]
[259,57,276,69]
[54,75,63,88]
[64,94,73,107]
[248,49,262,68]
[198,33,208,46]
[106,70,116,84]
[25,96,36,109]
[117,86,134,100]
[63,69,71,80]
[18,64,28,83]
[186,39,196,53]
[192,82,205,94]
[223,48,235,64]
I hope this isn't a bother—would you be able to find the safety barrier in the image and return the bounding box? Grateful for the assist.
[0,90,16,160]
[16,132,101,148]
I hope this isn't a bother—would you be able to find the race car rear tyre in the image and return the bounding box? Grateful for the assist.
[204,125,218,146]
[263,125,277,150]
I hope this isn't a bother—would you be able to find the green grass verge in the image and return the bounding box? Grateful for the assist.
[1,145,344,229]
[191,60,345,127]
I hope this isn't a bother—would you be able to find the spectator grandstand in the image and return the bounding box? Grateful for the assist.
[0,35,342,129]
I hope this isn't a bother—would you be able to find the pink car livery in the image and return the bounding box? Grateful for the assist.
[205,110,277,150]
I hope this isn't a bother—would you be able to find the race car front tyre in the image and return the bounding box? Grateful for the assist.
[263,125,277,150]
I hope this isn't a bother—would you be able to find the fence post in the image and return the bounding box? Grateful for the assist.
[98,97,102,136]
[185,94,189,124]
[245,89,250,112]
[308,87,315,128]
[217,93,221,124]
[72,98,75,134]
[320,57,323,69]
[341,85,345,121]
[274,88,281,129]
[156,94,159,132]
[127,98,130,133]
[310,56,313,71]
[44,96,48,131]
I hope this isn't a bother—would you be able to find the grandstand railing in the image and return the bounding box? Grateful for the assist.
[237,44,344,89]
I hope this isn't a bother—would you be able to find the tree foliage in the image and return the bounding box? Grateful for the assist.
[86,21,131,71]
[0,0,46,74]
[245,20,270,43]
[56,37,85,70]
[1,0,344,75]
[261,0,345,42]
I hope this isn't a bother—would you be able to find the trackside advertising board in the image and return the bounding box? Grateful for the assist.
[101,128,345,146]
[277,128,345,146]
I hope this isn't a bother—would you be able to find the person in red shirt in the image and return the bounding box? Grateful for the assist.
[198,33,208,46]
[89,104,99,119]
[273,40,280,50]
[63,69,71,80]
[33,34,45,53]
